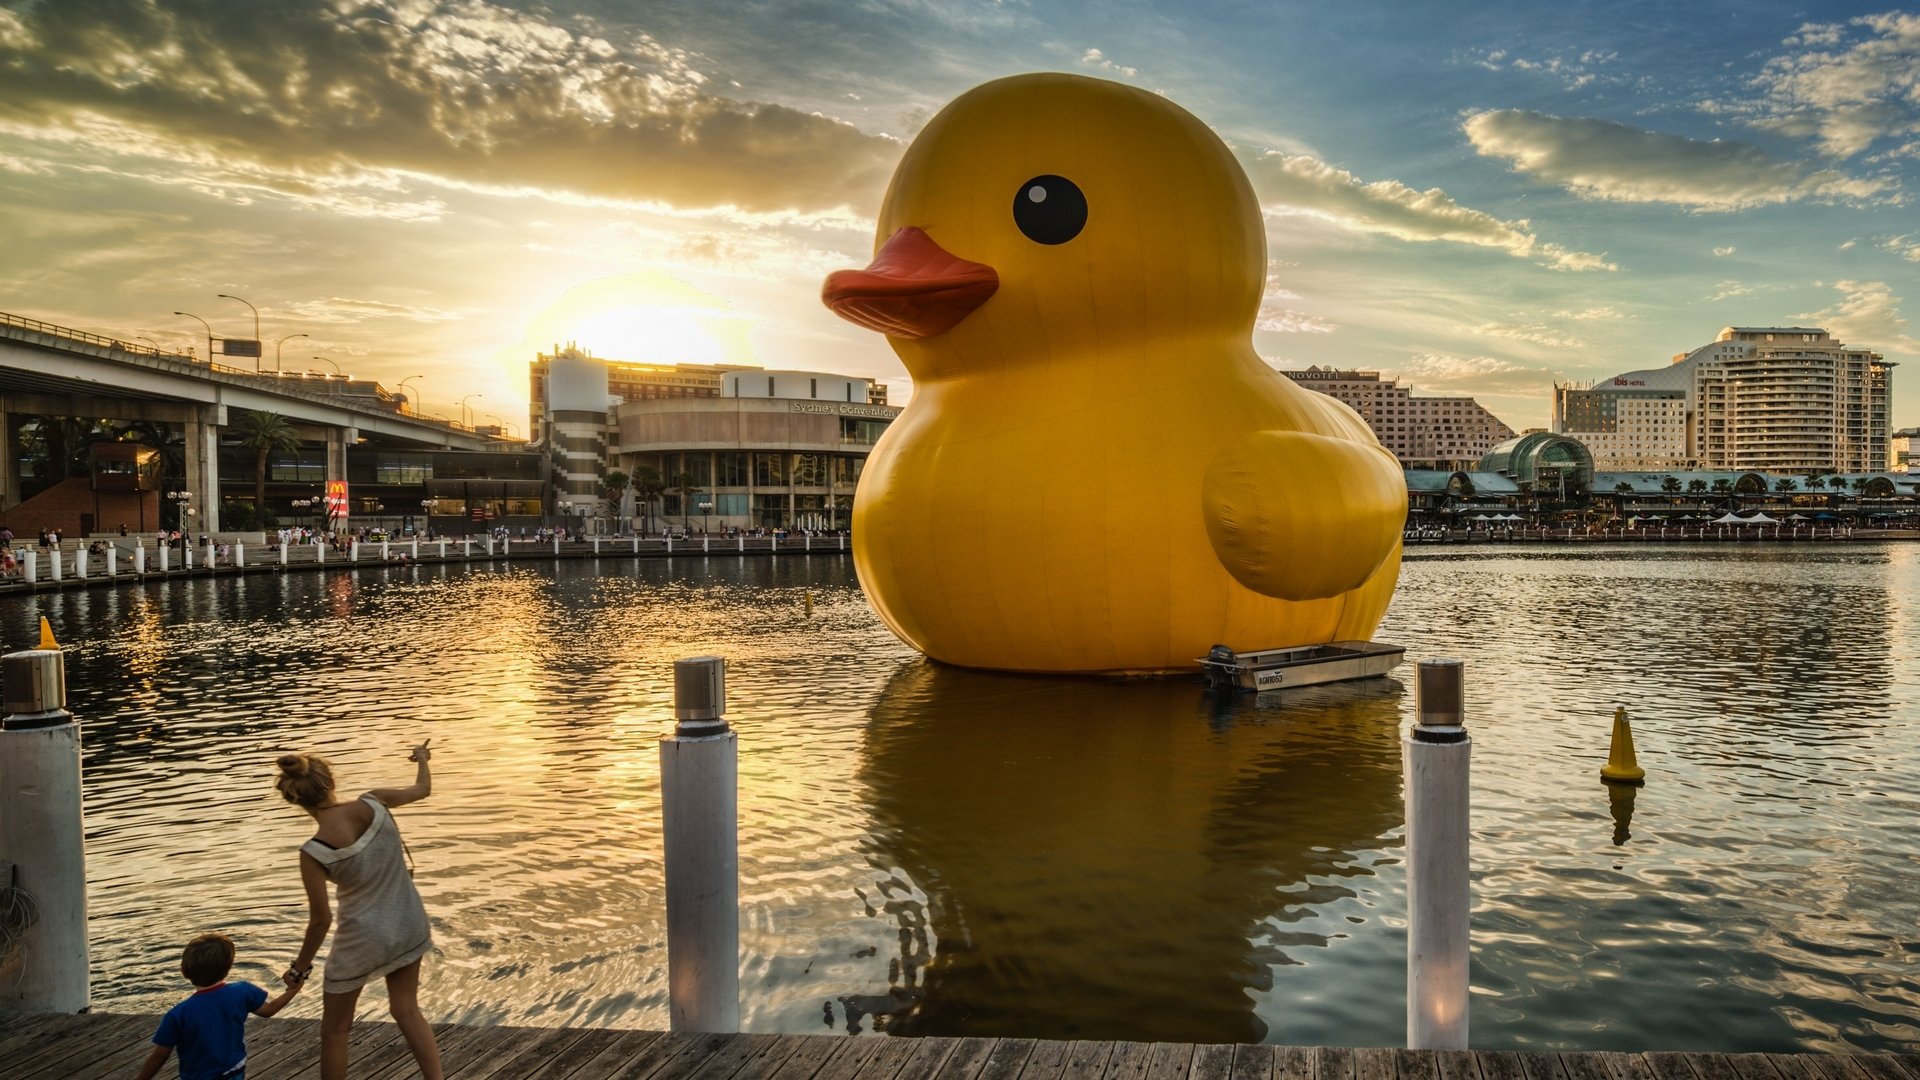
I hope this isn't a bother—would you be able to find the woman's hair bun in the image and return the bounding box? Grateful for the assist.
[274,752,335,808]
[277,753,309,778]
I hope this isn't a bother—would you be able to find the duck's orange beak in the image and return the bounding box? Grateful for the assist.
[822,227,998,339]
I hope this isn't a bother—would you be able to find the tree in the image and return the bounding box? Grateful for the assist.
[1612,481,1632,516]
[233,411,301,529]
[672,472,697,530]
[1711,478,1733,495]
[1660,476,1682,504]
[603,469,630,523]
[631,465,666,534]
[1774,477,1797,493]
[1805,476,1825,492]
[1687,479,1708,496]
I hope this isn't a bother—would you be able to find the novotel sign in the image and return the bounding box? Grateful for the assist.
[790,402,896,418]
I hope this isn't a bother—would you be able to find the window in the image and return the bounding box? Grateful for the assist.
[715,493,748,515]
[791,453,826,486]
[811,378,818,399]
[715,453,748,487]
[682,453,711,487]
[753,452,785,487]
[768,376,776,397]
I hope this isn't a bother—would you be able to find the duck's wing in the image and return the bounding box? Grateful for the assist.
[1200,430,1407,601]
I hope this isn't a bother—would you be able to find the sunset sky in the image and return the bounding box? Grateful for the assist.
[2,0,1917,432]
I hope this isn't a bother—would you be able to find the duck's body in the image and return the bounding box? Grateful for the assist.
[826,73,1405,674]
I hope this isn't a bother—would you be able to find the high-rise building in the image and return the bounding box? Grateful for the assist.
[1562,327,1896,473]
[1279,367,1515,467]
[1892,427,1916,473]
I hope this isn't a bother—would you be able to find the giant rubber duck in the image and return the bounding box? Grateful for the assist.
[823,73,1406,674]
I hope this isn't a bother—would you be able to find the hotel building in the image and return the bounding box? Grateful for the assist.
[1555,327,1896,473]
[1279,367,1515,467]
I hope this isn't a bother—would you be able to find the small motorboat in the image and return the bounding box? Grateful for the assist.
[1198,640,1406,692]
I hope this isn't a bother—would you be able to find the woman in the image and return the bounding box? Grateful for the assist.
[276,742,441,1080]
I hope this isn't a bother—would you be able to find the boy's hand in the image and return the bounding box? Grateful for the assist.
[283,966,310,991]
[408,738,432,763]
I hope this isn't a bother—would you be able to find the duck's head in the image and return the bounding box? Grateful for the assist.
[823,73,1265,380]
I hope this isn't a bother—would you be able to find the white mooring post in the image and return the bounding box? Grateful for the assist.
[49,551,63,582]
[0,627,91,1013]
[462,538,471,558]
[133,546,145,575]
[703,537,710,554]
[660,656,740,1033]
[380,540,389,560]
[233,542,245,568]
[205,541,216,568]
[74,549,87,579]
[350,541,361,562]
[632,536,639,554]
[158,545,169,573]
[22,551,36,583]
[771,535,778,554]
[438,540,447,559]
[501,537,510,557]
[315,542,325,565]
[667,536,674,555]
[1406,657,1471,1050]
[411,539,419,559]
[839,534,845,552]
[105,548,116,577]
[553,536,561,556]
[737,535,744,553]
[592,537,600,556]
[279,542,288,566]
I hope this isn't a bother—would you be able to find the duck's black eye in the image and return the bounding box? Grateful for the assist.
[1012,175,1086,245]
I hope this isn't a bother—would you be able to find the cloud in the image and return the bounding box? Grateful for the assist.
[0,1,899,217]
[1396,352,1546,394]
[1708,281,1756,302]
[1554,306,1620,321]
[1884,235,1920,262]
[1798,280,1918,353]
[1246,151,1615,271]
[283,297,461,323]
[1734,13,1920,157]
[1472,322,1584,348]
[1256,308,1337,334]
[1080,48,1138,78]
[1464,110,1896,211]
[1463,46,1618,91]
[1713,246,1737,256]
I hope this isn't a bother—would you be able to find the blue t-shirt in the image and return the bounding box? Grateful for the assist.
[153,981,269,1080]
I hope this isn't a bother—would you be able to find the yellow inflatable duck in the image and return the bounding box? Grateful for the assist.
[823,72,1406,674]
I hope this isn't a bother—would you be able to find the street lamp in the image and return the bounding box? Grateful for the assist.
[166,489,193,531]
[698,499,713,536]
[216,293,261,372]
[458,394,482,427]
[398,375,424,414]
[275,332,310,373]
[173,312,213,364]
[310,355,340,376]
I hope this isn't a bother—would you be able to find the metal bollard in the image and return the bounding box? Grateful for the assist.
[1405,658,1470,1050]
[660,656,740,1033]
[0,625,90,1013]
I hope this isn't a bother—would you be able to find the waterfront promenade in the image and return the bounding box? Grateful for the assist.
[9,1011,1920,1080]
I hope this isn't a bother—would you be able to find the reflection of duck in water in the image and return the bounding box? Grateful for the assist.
[848,662,1406,1043]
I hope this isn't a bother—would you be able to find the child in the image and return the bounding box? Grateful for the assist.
[132,932,304,1080]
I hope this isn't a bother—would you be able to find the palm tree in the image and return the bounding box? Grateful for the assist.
[1660,476,1682,504]
[631,465,666,534]
[233,411,301,529]
[603,469,630,525]
[1805,476,1825,493]
[1686,479,1708,497]
[1774,478,1797,493]
[1612,481,1632,516]
[672,472,697,531]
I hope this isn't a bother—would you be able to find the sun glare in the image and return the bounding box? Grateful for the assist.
[518,271,755,368]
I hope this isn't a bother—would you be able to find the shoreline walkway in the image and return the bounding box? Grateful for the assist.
[6,1012,1920,1080]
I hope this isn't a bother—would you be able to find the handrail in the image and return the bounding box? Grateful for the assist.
[0,309,490,438]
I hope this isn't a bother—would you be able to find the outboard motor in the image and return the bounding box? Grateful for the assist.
[1203,644,1237,692]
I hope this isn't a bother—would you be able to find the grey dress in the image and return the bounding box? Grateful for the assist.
[301,794,433,994]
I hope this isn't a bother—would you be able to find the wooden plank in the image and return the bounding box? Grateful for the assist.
[1519,1052,1570,1080]
[1598,1053,1657,1080]
[1357,1049,1399,1080]
[1021,1039,1076,1080]
[1268,1045,1313,1080]
[734,1031,833,1080]
[1643,1054,1704,1080]
[1397,1050,1439,1080]
[1192,1044,1238,1080]
[640,1031,742,1080]
[558,1030,665,1080]
[1478,1053,1531,1080]
[1320,1046,1360,1080]
[516,1026,633,1080]
[17,1014,153,1079]
[1685,1055,1745,1080]
[976,1039,1038,1080]
[933,1037,1002,1080]
[442,1026,555,1079]
[851,1034,922,1079]
[1436,1051,1483,1080]
[1795,1056,1869,1080]
[790,1034,885,1080]
[687,1032,778,1080]
[1143,1045,1197,1080]
[1232,1045,1278,1080]
[1561,1054,1618,1080]
[1763,1055,1824,1080]
[265,1018,407,1079]
[352,1021,472,1080]
[1101,1043,1157,1080]
[1895,1058,1920,1080]
[1061,1041,1117,1080]
[1851,1059,1913,1080]
[1724,1055,1785,1080]
[605,1030,732,1080]
[893,1036,960,1080]
[1,1013,115,1074]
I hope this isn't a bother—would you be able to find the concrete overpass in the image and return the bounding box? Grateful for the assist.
[1,310,510,531]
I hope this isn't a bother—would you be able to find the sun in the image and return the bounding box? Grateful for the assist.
[523,271,756,367]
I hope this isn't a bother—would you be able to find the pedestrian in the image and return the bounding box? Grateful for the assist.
[130,932,303,1080]
[276,743,442,1080]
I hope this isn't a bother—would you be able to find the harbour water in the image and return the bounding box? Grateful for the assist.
[3,544,1917,1051]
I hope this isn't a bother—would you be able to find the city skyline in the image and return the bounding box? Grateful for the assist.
[2,1,1917,431]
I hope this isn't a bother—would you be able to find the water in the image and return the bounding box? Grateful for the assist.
[3,544,1917,1051]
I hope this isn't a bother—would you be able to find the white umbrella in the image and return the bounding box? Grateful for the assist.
[1469,514,1491,521]
[1747,512,1779,524]
[1710,513,1746,524]
[1788,514,1808,521]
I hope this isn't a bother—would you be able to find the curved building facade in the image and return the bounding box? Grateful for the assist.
[1479,432,1595,502]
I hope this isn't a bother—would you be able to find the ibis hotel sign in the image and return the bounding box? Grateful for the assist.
[790,402,896,418]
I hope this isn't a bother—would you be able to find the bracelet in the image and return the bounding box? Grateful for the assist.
[286,965,311,982]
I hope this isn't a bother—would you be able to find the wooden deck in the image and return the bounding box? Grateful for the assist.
[5,1013,1920,1080]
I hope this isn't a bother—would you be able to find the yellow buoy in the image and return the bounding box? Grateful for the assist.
[804,589,814,616]
[38,616,60,650]
[1600,706,1645,785]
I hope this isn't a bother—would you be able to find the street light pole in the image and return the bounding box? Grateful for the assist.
[311,355,341,376]
[398,376,425,414]
[216,293,261,372]
[173,311,213,364]
[459,394,482,427]
[275,332,309,373]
